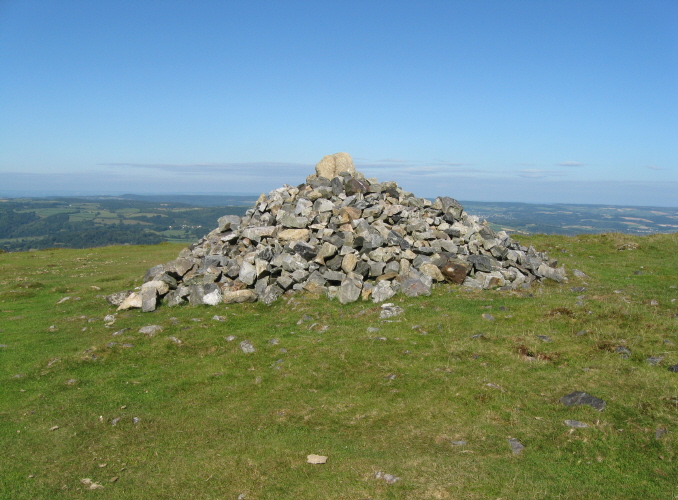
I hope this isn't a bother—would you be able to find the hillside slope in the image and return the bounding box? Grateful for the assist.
[0,234,676,499]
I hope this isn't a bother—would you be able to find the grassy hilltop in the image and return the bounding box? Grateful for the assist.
[0,233,676,499]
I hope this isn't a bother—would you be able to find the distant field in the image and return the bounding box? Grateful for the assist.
[1,194,676,252]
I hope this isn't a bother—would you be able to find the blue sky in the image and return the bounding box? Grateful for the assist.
[1,0,676,206]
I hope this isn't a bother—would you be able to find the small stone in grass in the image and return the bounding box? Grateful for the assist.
[80,478,104,490]
[138,325,163,336]
[560,391,606,411]
[49,425,59,431]
[481,313,495,321]
[240,340,255,353]
[508,438,525,455]
[307,454,328,464]
[668,364,678,373]
[646,356,663,366]
[375,471,400,484]
[564,420,589,428]
[450,440,467,446]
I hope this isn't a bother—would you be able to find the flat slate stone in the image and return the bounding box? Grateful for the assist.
[560,391,606,411]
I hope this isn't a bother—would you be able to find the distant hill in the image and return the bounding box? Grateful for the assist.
[0,195,675,252]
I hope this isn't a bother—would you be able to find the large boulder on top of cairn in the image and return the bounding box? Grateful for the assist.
[111,153,566,311]
[315,152,356,179]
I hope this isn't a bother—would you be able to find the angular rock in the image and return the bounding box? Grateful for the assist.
[202,287,223,306]
[338,276,362,304]
[141,286,158,313]
[372,281,396,303]
[222,289,257,304]
[560,391,606,411]
[238,261,257,286]
[139,325,163,336]
[239,340,255,353]
[278,228,310,242]
[106,291,132,307]
[380,303,404,319]
[218,215,241,232]
[117,292,142,311]
[441,260,470,284]
[400,277,431,297]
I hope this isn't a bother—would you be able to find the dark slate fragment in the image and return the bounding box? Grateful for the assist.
[292,241,318,261]
[144,264,165,282]
[560,391,606,411]
[354,261,371,278]
[668,364,678,373]
[344,178,369,196]
[468,254,496,272]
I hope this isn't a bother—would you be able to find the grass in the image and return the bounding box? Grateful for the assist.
[0,234,676,499]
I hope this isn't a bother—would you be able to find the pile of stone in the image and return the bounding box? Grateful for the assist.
[111,153,565,312]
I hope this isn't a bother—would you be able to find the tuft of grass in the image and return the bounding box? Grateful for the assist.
[0,235,676,499]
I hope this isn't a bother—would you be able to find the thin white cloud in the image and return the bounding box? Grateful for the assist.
[516,169,567,179]
[646,165,664,171]
[556,161,585,167]
[99,162,312,176]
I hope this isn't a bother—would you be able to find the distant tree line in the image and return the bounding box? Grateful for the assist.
[0,200,247,252]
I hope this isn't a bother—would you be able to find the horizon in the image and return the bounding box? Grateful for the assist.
[1,1,676,206]
[1,190,677,211]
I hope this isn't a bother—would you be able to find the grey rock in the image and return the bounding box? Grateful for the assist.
[646,356,663,366]
[141,286,158,313]
[508,438,525,455]
[615,346,632,358]
[238,261,257,286]
[293,241,318,261]
[468,254,497,273]
[259,284,283,305]
[564,420,589,428]
[380,303,404,319]
[338,276,362,304]
[202,287,223,306]
[669,364,678,373]
[218,215,241,232]
[560,391,606,411]
[239,340,255,353]
[372,281,396,303]
[400,277,431,297]
[375,471,400,484]
[144,264,165,282]
[139,325,163,336]
[105,291,133,306]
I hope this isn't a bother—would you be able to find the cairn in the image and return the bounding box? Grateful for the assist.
[111,153,565,312]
